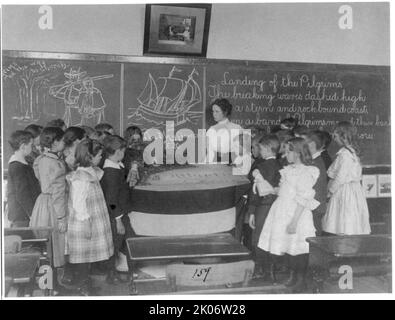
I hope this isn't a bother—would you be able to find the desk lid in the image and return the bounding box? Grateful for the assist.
[307,235,392,258]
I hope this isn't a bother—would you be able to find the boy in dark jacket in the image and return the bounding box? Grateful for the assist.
[101,135,134,284]
[274,129,293,168]
[242,134,265,250]
[317,130,333,171]
[247,134,282,279]
[7,130,41,227]
[306,131,328,236]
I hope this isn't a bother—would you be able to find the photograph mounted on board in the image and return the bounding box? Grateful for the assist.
[362,175,378,198]
[377,174,391,198]
[144,4,211,57]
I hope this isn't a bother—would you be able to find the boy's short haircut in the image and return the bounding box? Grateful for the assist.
[9,130,33,151]
[259,134,280,155]
[274,129,294,144]
[97,130,111,140]
[103,135,127,156]
[40,127,65,149]
[306,130,324,150]
[46,118,66,129]
[79,125,95,136]
[318,130,332,149]
[63,126,86,147]
[280,117,298,130]
[293,125,310,137]
[24,124,43,139]
[252,132,265,145]
[245,125,266,138]
[95,123,114,134]
[270,125,282,134]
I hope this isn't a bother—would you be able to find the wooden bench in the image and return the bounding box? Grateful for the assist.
[4,227,53,267]
[5,253,41,297]
[4,235,22,254]
[4,227,54,296]
[307,234,392,293]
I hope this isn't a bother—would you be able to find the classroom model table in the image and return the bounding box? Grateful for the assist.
[126,233,251,294]
[130,165,250,237]
[5,253,41,297]
[307,235,392,293]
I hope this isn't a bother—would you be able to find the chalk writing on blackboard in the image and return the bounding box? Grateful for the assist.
[128,66,203,129]
[49,68,114,126]
[208,71,390,141]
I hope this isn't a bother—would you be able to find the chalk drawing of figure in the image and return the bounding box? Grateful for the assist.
[49,68,113,127]
[79,78,106,126]
[49,68,85,127]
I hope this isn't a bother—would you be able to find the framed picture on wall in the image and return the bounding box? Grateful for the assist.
[377,174,391,198]
[143,4,211,57]
[362,175,378,198]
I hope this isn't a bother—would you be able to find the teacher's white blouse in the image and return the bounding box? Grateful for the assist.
[206,118,242,163]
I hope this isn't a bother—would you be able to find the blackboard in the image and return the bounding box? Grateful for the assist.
[206,63,391,165]
[1,51,391,167]
[2,57,121,165]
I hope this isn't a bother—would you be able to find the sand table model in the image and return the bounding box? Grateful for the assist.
[137,164,249,190]
[130,164,250,236]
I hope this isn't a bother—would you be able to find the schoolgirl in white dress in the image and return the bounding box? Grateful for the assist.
[322,121,371,235]
[258,137,319,292]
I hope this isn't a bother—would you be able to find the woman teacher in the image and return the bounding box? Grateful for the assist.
[206,98,243,164]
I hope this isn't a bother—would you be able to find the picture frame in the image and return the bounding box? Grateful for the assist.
[362,175,378,198]
[143,4,212,57]
[377,174,391,198]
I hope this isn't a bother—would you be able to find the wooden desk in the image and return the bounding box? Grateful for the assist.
[5,253,41,297]
[307,235,392,293]
[4,277,13,297]
[4,227,53,266]
[126,233,251,294]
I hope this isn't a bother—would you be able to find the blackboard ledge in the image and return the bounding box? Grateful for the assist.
[2,50,390,73]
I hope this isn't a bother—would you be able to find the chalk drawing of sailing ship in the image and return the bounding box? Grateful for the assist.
[129,67,202,127]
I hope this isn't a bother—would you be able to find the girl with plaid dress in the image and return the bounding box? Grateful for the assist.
[66,139,114,296]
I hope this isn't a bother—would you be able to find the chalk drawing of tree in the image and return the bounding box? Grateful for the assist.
[3,63,63,123]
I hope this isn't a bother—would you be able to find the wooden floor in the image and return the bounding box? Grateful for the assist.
[90,273,291,296]
[5,269,391,297]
